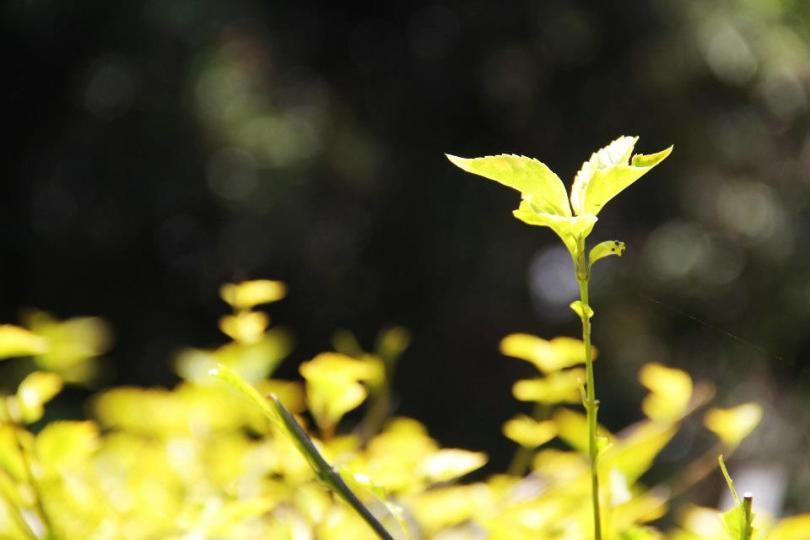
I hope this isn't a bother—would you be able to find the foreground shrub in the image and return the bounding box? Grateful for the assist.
[0,138,807,539]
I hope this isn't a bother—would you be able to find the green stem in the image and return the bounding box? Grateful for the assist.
[209,365,395,540]
[576,249,602,540]
[270,395,394,540]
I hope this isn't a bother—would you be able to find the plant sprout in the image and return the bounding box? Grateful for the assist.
[447,136,672,540]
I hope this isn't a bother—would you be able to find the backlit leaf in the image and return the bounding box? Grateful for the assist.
[502,415,557,448]
[421,449,487,483]
[768,514,810,540]
[570,300,594,320]
[446,153,571,216]
[512,368,585,404]
[589,240,626,267]
[513,199,597,257]
[553,408,612,454]
[220,279,287,310]
[704,403,763,450]
[639,363,693,423]
[0,325,47,359]
[500,334,591,373]
[571,136,672,216]
[218,311,269,344]
[16,371,63,423]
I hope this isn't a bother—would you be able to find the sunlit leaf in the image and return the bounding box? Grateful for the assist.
[219,279,287,310]
[24,311,111,384]
[589,240,626,267]
[513,199,597,257]
[35,421,99,474]
[375,326,411,361]
[502,415,557,448]
[603,421,677,484]
[570,300,594,320]
[512,368,585,404]
[421,449,487,484]
[704,403,763,449]
[218,311,269,344]
[676,505,728,538]
[553,408,612,454]
[532,448,589,483]
[639,363,693,423]
[768,514,810,540]
[16,371,63,423]
[570,136,672,216]
[617,525,664,540]
[300,352,383,385]
[306,377,367,433]
[0,325,47,359]
[500,334,591,373]
[256,379,306,413]
[446,153,571,216]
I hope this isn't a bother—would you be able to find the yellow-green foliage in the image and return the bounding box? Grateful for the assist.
[0,280,804,540]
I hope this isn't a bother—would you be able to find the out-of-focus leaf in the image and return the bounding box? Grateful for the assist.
[420,449,487,484]
[617,525,664,540]
[570,136,672,216]
[35,421,99,474]
[94,384,246,436]
[218,311,269,344]
[502,415,557,448]
[24,312,111,384]
[219,279,287,310]
[500,334,591,373]
[0,325,47,360]
[306,377,367,433]
[704,403,763,450]
[375,326,411,361]
[603,421,677,484]
[639,363,693,423]
[768,514,810,540]
[553,408,612,454]
[256,379,306,414]
[445,154,571,216]
[675,505,728,538]
[512,368,585,404]
[16,371,63,423]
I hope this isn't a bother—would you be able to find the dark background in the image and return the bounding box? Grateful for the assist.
[5,0,810,514]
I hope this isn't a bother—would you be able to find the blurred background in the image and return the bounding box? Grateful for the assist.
[5,0,810,517]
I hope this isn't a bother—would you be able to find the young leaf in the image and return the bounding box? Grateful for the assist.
[718,456,755,540]
[445,154,571,216]
[571,136,672,216]
[513,199,597,257]
[589,240,626,268]
[570,300,594,320]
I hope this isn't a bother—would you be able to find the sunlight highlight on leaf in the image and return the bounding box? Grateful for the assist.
[639,363,693,422]
[220,279,287,310]
[704,403,763,449]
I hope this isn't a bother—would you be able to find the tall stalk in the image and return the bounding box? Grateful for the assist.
[576,244,601,540]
